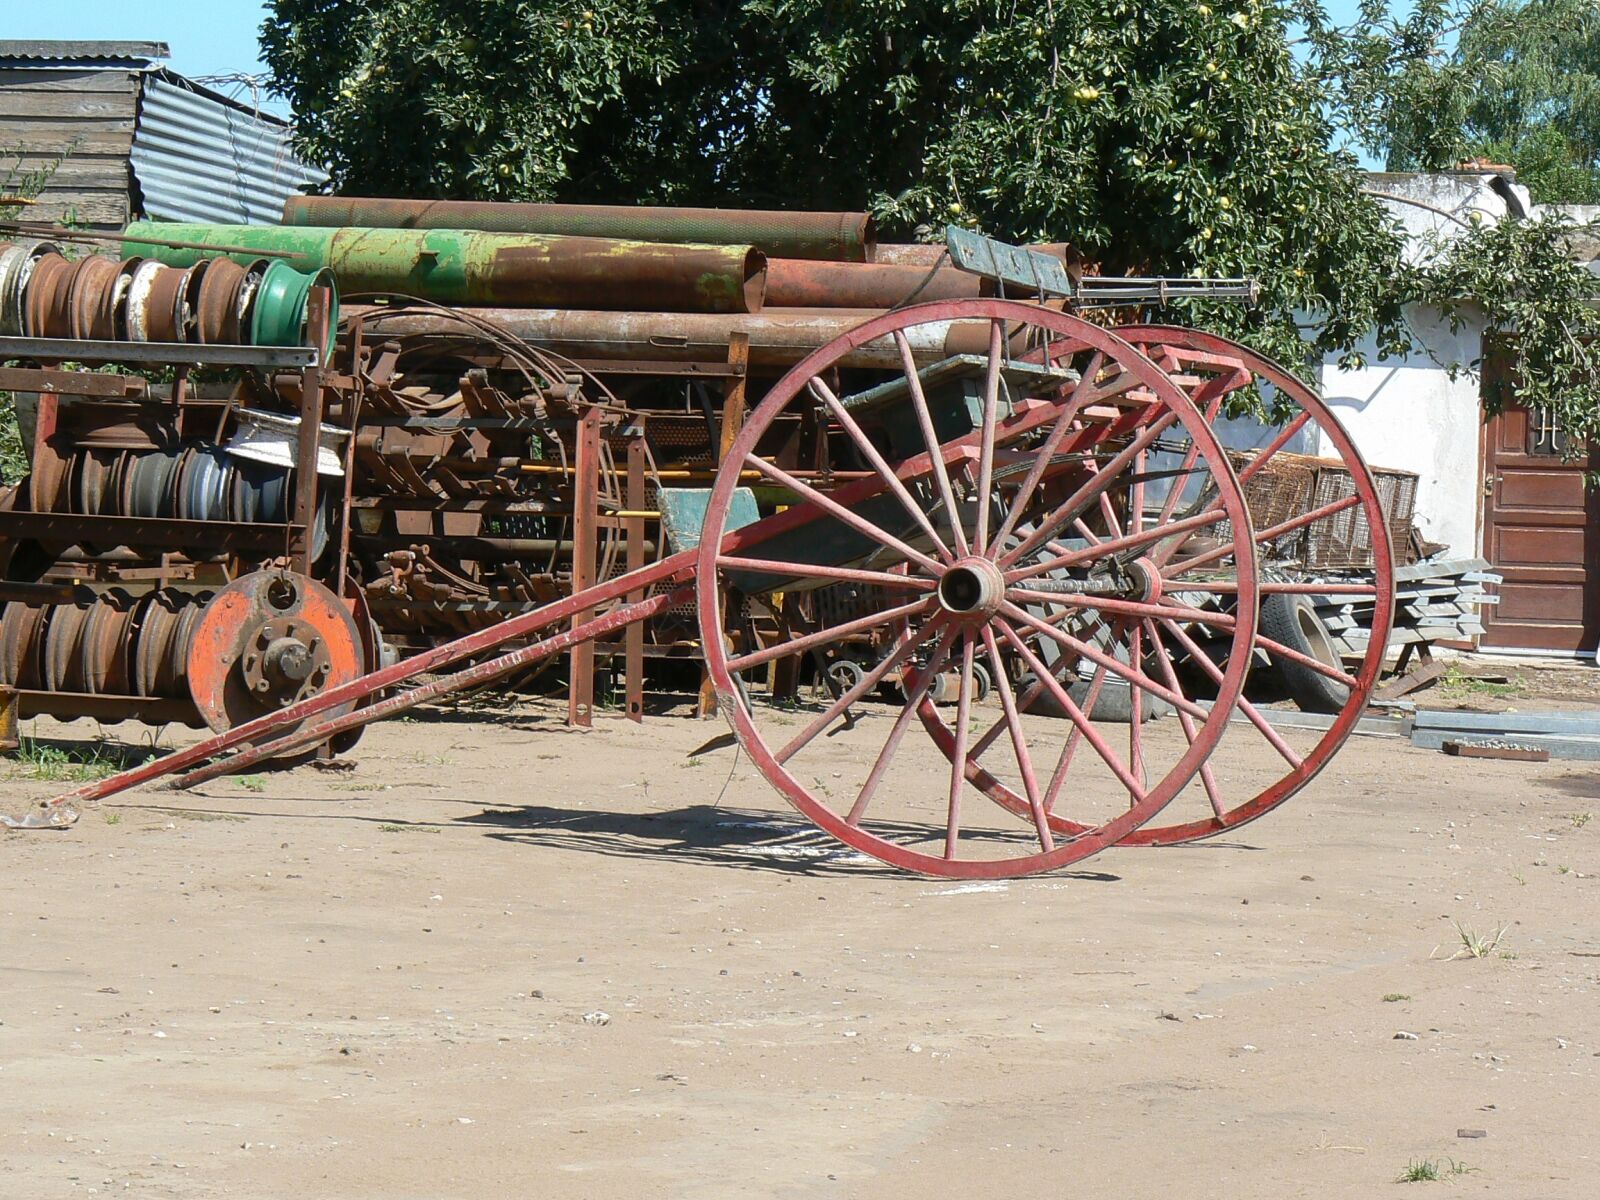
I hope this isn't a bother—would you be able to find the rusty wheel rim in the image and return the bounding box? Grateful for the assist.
[79,590,136,694]
[135,591,184,697]
[28,448,68,515]
[0,602,49,689]
[22,252,71,338]
[42,602,91,692]
[195,258,247,345]
[143,265,187,344]
[67,255,119,340]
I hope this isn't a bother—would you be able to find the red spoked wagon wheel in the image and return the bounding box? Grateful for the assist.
[1109,327,1396,842]
[696,300,1260,878]
[957,326,1395,847]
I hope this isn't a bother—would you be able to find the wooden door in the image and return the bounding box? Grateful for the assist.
[1479,353,1600,652]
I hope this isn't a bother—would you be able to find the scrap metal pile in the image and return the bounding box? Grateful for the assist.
[1,199,1400,876]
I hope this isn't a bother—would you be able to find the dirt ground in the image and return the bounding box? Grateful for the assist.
[3,684,1600,1199]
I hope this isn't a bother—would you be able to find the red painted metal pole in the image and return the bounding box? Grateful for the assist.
[567,408,600,728]
[38,551,698,811]
[170,589,689,789]
[624,426,646,723]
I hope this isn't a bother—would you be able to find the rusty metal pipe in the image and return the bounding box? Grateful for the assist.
[282,197,875,262]
[345,305,996,369]
[123,223,766,314]
[765,258,983,308]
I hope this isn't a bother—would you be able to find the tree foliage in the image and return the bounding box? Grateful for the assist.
[261,1,1600,445]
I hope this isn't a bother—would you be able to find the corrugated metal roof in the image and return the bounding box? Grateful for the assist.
[0,40,168,69]
[130,74,325,225]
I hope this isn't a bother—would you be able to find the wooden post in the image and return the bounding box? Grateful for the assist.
[699,334,750,719]
[718,332,750,462]
[292,288,330,577]
[568,407,602,728]
[624,423,647,723]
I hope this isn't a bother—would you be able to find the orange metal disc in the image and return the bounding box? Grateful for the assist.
[187,571,364,736]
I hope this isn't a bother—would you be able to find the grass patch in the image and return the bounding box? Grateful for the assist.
[1450,921,1509,960]
[1571,812,1592,829]
[1437,665,1527,700]
[1382,993,1411,1003]
[378,822,439,834]
[1397,1158,1474,1183]
[237,775,266,793]
[7,736,125,782]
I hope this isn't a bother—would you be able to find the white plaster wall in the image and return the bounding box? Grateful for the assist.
[1314,308,1485,558]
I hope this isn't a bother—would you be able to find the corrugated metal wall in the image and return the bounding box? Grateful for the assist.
[0,67,140,229]
[130,75,324,225]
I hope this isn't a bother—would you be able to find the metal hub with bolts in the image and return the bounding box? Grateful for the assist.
[239,616,332,706]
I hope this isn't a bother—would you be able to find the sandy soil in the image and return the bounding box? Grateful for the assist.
[2,694,1599,1199]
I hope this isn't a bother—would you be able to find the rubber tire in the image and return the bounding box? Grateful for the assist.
[1260,593,1350,714]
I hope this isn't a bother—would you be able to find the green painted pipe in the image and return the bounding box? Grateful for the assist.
[282,196,875,263]
[122,222,766,314]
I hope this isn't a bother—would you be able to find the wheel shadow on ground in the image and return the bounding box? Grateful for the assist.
[455,802,1123,881]
[115,792,1126,882]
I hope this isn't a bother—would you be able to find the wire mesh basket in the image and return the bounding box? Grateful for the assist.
[1220,450,1416,569]
[1304,463,1416,569]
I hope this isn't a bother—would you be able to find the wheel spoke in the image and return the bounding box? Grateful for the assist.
[1128,621,1145,802]
[944,637,976,859]
[775,619,938,764]
[1001,600,1209,719]
[967,610,1098,763]
[729,595,935,674]
[1151,366,1251,529]
[1236,411,1313,486]
[742,452,944,575]
[1042,657,1110,814]
[846,627,955,825]
[1005,504,1226,584]
[998,410,1178,567]
[997,618,1148,806]
[973,320,1004,555]
[717,555,937,592]
[1158,617,1304,769]
[1006,589,1238,631]
[989,381,1093,550]
[809,376,955,565]
[1254,634,1359,688]
[982,624,1054,852]
[1142,618,1225,819]
[894,330,970,557]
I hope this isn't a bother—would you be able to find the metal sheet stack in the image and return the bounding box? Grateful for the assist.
[1306,556,1501,656]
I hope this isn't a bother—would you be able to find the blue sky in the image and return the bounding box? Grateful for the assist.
[9,1,284,111]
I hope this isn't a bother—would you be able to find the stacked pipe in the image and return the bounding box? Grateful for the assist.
[0,241,335,348]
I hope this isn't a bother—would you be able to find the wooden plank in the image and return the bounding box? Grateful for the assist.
[0,93,137,120]
[4,157,128,187]
[19,190,129,225]
[0,121,136,151]
[1443,740,1551,763]
[0,70,140,94]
